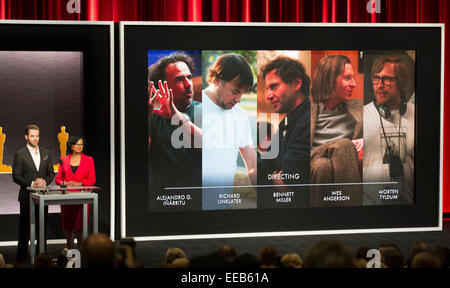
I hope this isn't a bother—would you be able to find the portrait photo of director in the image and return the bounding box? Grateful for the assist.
[309,54,363,206]
[258,55,311,190]
[363,53,415,205]
[147,51,203,211]
[201,52,256,210]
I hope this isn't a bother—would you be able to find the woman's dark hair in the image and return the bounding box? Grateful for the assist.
[67,136,86,154]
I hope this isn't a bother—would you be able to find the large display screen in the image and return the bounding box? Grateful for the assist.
[147,49,416,212]
[122,23,442,239]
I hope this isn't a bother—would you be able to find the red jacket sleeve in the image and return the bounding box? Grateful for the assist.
[81,156,96,186]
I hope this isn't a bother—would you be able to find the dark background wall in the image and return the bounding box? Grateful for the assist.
[0,51,83,215]
[0,51,83,167]
[0,23,112,242]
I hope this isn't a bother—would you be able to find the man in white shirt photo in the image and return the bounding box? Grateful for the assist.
[202,53,256,210]
[363,55,415,205]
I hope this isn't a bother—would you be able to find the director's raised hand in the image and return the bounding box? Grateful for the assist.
[148,81,160,113]
[152,80,177,119]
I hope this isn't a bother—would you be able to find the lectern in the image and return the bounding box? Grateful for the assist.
[27,185,100,263]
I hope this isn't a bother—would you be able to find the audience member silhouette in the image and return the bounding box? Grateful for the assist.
[259,246,281,268]
[433,245,450,268]
[2,233,449,269]
[34,253,54,268]
[379,246,404,268]
[171,257,190,268]
[217,245,237,264]
[164,248,187,265]
[411,251,442,268]
[80,233,117,268]
[303,240,355,268]
[280,253,303,268]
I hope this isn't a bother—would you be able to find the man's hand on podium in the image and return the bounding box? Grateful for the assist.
[32,178,46,187]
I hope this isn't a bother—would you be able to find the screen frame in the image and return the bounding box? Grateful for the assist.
[120,22,444,241]
[0,20,115,245]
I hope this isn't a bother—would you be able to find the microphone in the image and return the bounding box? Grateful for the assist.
[59,160,67,188]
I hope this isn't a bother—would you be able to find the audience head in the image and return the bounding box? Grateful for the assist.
[379,242,401,250]
[165,247,187,264]
[0,254,13,268]
[411,241,429,257]
[354,258,368,268]
[171,257,190,268]
[433,245,450,268]
[80,233,117,268]
[303,240,355,268]
[34,253,53,268]
[280,253,303,268]
[355,246,370,260]
[411,252,442,268]
[0,254,5,268]
[217,245,237,263]
[117,237,143,268]
[259,246,281,268]
[379,246,404,268]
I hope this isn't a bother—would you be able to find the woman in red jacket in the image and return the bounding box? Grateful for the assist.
[55,136,96,249]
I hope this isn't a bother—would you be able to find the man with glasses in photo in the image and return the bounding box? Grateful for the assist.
[363,55,415,204]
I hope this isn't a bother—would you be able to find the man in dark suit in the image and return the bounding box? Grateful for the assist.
[258,56,311,188]
[257,56,311,209]
[12,124,55,263]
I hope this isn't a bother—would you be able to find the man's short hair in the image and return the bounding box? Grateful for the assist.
[311,55,351,103]
[371,55,409,100]
[207,53,254,90]
[25,124,40,136]
[148,52,195,83]
[261,56,310,97]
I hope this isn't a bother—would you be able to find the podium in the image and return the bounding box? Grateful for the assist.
[27,185,100,263]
